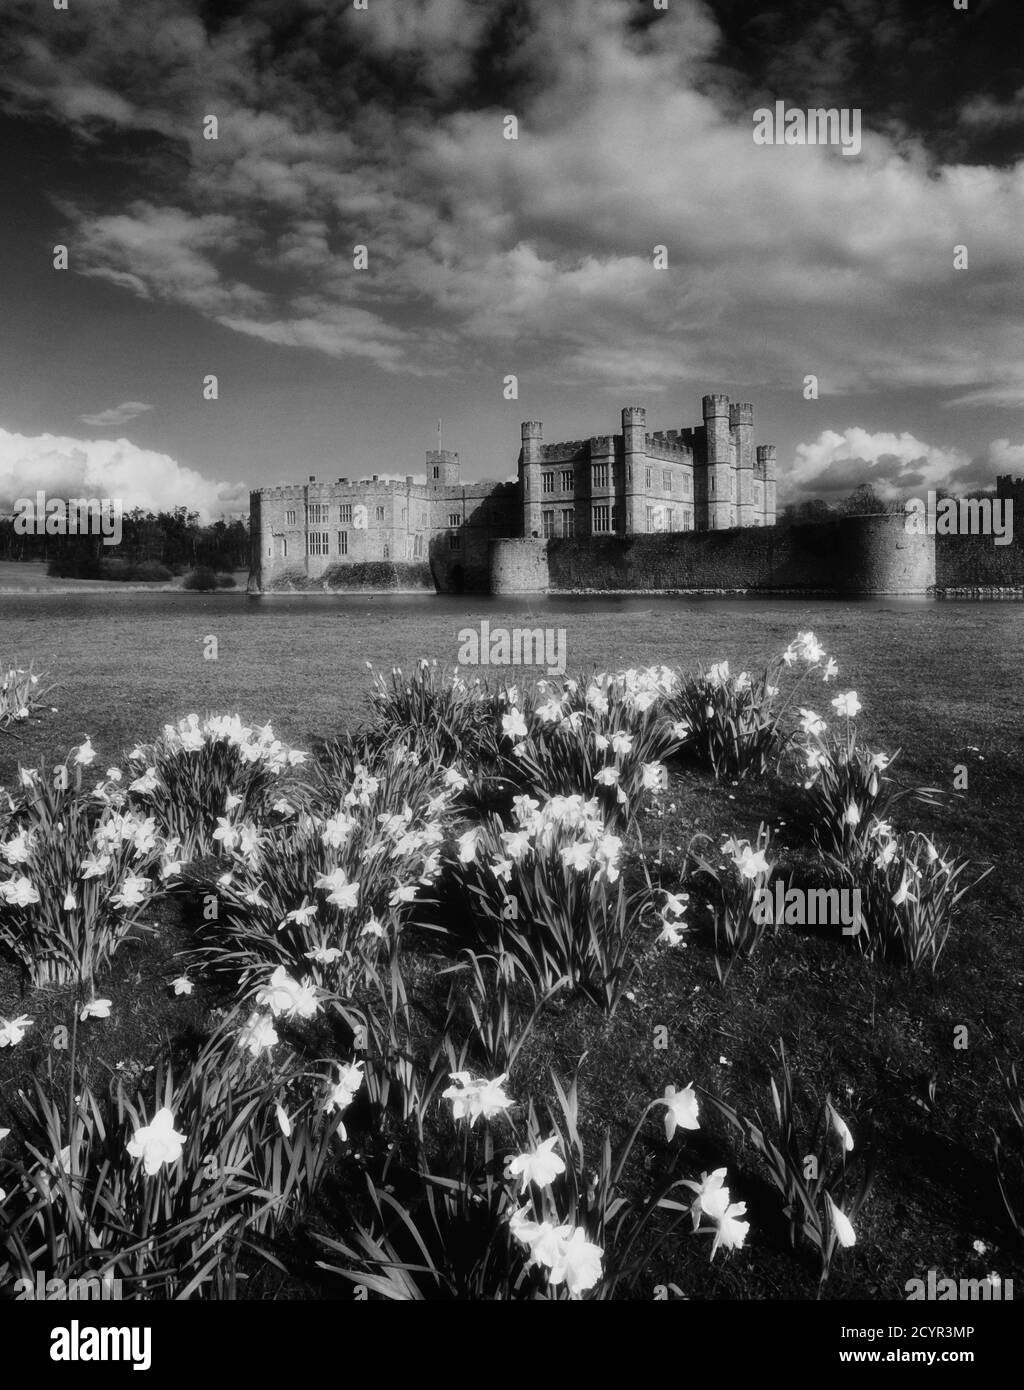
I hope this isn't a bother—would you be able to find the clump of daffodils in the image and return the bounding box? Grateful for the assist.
[0,780,162,987]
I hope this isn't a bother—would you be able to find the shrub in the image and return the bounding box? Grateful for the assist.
[0,749,162,987]
[834,825,984,971]
[122,714,309,863]
[706,1041,875,1286]
[265,568,315,592]
[367,660,503,766]
[316,1062,744,1299]
[215,572,237,588]
[693,825,777,969]
[190,755,458,991]
[96,559,173,583]
[322,560,432,591]
[0,1007,344,1298]
[46,554,102,580]
[666,633,840,783]
[447,794,638,1013]
[182,566,219,591]
[791,696,940,861]
[0,661,52,734]
[496,668,683,829]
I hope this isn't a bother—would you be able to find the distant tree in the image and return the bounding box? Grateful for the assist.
[837,484,892,516]
[778,498,835,527]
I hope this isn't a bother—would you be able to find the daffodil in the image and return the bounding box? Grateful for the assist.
[443,1071,513,1126]
[0,1015,33,1047]
[255,966,319,1020]
[126,1107,186,1176]
[660,1083,700,1141]
[80,998,112,1021]
[74,738,97,767]
[237,1011,278,1057]
[827,1101,855,1152]
[507,1136,566,1193]
[825,1192,856,1247]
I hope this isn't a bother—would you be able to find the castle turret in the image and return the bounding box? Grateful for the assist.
[730,402,754,528]
[427,449,460,487]
[702,394,734,529]
[520,421,544,537]
[621,405,647,534]
[756,444,777,525]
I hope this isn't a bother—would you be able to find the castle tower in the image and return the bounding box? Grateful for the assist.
[703,394,734,529]
[621,406,647,534]
[756,445,777,524]
[426,449,460,486]
[730,402,754,528]
[520,421,544,537]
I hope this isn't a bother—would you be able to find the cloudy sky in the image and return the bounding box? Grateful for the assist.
[0,0,1022,518]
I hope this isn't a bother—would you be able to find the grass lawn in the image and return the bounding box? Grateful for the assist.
[1,593,1022,1299]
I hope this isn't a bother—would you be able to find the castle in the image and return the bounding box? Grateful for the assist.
[249,394,777,592]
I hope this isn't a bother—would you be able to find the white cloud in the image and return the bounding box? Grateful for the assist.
[5,0,1024,409]
[0,428,247,522]
[787,426,1024,500]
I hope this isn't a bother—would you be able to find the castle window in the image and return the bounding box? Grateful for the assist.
[401,508,407,523]
[684,509,693,530]
[542,471,555,493]
[561,470,573,491]
[666,508,674,531]
[413,534,423,558]
[592,504,611,534]
[645,468,652,489]
[338,531,348,555]
[306,504,329,525]
[561,508,574,538]
[592,463,609,489]
[663,470,672,490]
[339,504,352,524]
[383,543,390,559]
[375,505,386,521]
[267,545,273,558]
[282,538,288,558]
[711,477,715,494]
[646,507,655,532]
[682,474,691,498]
[449,533,461,550]
[542,510,556,538]
[306,532,329,557]
[448,513,461,527]
[285,510,297,526]
[433,466,440,479]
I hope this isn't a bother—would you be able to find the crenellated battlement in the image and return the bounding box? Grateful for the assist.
[540,440,589,460]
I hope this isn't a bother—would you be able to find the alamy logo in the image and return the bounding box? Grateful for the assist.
[50,1319,151,1372]
[905,1272,1012,1300]
[753,101,861,157]
[753,884,862,936]
[12,491,123,546]
[904,493,1013,544]
[458,620,567,676]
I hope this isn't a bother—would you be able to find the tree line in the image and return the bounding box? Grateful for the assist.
[0,506,249,578]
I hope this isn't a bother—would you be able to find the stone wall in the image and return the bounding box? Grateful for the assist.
[491,515,937,595]
[934,532,1024,590]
